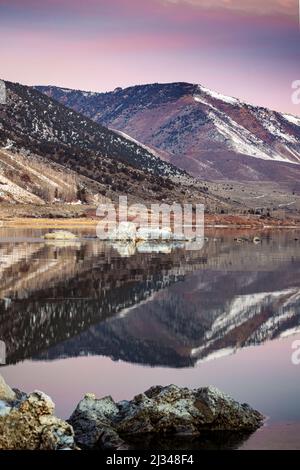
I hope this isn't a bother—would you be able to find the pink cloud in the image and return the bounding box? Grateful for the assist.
[0,0,298,116]
[160,0,297,16]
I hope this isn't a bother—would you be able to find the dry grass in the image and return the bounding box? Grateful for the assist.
[2,218,98,229]
[2,214,300,230]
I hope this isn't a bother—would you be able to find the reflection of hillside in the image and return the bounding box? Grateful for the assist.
[0,240,215,364]
[1,235,300,367]
[38,267,300,367]
[0,243,81,299]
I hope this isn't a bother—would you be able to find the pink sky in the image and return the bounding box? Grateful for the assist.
[0,0,299,114]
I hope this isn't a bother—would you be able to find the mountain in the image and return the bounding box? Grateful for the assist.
[36,82,300,185]
[1,81,185,179]
[1,80,223,210]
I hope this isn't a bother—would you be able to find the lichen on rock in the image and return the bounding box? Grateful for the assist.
[0,376,264,450]
[69,384,264,450]
[0,376,76,450]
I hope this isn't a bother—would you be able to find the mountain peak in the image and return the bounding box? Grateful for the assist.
[35,81,300,185]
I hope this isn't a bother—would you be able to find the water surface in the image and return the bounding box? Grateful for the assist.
[1,228,300,449]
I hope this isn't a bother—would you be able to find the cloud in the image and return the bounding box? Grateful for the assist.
[160,0,297,16]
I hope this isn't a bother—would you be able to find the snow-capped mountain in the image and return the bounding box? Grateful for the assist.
[37,82,300,182]
[1,80,223,207]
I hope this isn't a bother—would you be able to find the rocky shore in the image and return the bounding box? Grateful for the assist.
[0,375,264,450]
[0,375,75,450]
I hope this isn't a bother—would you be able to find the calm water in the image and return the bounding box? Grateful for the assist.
[1,227,300,449]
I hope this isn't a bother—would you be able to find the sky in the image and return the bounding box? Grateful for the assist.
[0,0,299,114]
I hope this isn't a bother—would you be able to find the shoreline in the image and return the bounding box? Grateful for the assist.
[1,217,300,230]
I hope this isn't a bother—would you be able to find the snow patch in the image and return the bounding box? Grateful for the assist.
[280,326,300,338]
[252,109,298,144]
[114,130,162,159]
[194,95,300,164]
[283,114,300,127]
[198,85,239,106]
[193,347,235,362]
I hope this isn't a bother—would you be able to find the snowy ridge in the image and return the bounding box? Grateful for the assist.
[114,129,162,159]
[283,114,300,127]
[113,130,187,180]
[199,85,240,106]
[253,108,298,144]
[36,81,300,181]
[194,93,296,163]
[194,85,300,165]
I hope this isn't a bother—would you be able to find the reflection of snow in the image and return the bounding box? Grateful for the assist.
[190,287,300,364]
[209,289,297,337]
[0,340,5,365]
[3,298,11,310]
[280,326,300,338]
[192,346,235,362]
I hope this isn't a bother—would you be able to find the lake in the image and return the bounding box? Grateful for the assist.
[1,227,300,449]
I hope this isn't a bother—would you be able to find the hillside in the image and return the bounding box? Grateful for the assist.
[37,82,300,186]
[0,147,105,205]
[0,80,231,213]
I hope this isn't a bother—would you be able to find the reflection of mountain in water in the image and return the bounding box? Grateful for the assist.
[37,268,300,367]
[1,233,300,367]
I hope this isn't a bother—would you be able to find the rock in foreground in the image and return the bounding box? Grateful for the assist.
[0,376,75,450]
[69,385,264,450]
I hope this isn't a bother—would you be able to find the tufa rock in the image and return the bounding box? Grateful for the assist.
[69,384,264,449]
[43,231,78,240]
[69,394,127,449]
[0,376,76,450]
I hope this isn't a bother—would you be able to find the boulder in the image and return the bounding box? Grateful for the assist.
[43,230,78,240]
[0,376,76,450]
[69,394,127,450]
[69,385,264,449]
[0,378,264,450]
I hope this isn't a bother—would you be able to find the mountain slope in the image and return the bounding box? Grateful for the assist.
[0,80,229,209]
[37,82,300,183]
[0,147,105,205]
[1,81,185,178]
